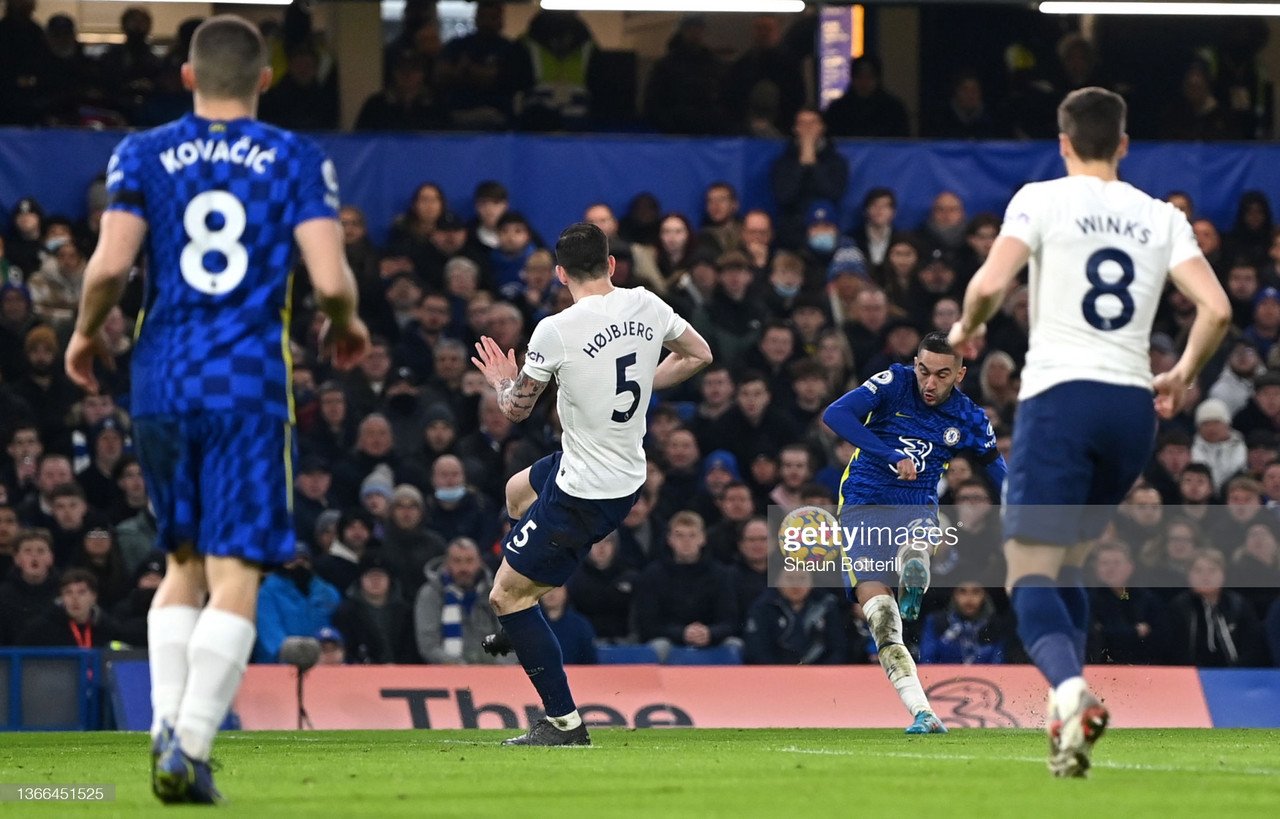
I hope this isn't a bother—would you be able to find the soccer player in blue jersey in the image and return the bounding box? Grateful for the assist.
[949,88,1230,776]
[822,331,1006,734]
[65,16,370,803]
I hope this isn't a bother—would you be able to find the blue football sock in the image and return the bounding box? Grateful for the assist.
[1012,574,1083,688]
[1057,566,1089,665]
[498,605,576,718]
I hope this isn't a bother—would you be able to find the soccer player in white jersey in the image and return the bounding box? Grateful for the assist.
[471,222,712,746]
[949,88,1230,777]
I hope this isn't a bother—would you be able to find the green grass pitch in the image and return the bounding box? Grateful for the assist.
[2,729,1278,816]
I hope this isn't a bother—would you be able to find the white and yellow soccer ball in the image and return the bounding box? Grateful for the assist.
[777,505,842,562]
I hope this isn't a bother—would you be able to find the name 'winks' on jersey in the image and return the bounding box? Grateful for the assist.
[1000,176,1201,401]
[522,287,687,500]
[838,364,997,507]
[105,113,340,422]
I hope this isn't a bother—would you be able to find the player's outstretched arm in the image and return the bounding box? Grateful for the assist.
[1153,255,1231,419]
[472,335,547,423]
[65,210,148,393]
[653,325,713,391]
[822,388,915,479]
[296,218,370,371]
[949,235,1031,356]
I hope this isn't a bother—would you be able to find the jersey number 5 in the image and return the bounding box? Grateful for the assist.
[1081,247,1135,331]
[612,352,641,423]
[180,191,248,296]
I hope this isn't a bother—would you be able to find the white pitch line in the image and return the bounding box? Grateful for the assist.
[771,746,1280,778]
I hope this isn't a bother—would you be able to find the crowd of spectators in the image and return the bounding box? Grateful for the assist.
[3,96,1280,668]
[0,1,1272,140]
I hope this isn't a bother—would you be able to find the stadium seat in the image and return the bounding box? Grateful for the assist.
[596,644,662,664]
[664,644,743,666]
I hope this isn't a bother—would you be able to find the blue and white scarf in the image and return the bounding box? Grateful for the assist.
[440,572,478,660]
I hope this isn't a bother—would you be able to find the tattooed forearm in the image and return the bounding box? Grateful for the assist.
[496,372,547,422]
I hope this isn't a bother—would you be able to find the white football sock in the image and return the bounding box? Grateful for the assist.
[1054,675,1088,713]
[548,710,582,731]
[175,608,256,762]
[148,605,200,740]
[863,594,931,717]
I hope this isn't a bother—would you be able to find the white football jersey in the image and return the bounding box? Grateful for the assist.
[999,175,1203,400]
[522,287,688,499]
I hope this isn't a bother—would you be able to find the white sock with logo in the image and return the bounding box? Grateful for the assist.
[175,608,256,762]
[548,710,583,731]
[148,605,200,740]
[863,594,931,717]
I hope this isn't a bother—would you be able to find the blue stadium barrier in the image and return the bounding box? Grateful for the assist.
[0,648,101,731]
[1,130,1276,253]
[596,644,662,665]
[665,644,743,666]
[1197,669,1280,729]
[107,659,239,732]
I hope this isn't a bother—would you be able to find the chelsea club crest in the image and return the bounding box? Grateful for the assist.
[943,427,960,446]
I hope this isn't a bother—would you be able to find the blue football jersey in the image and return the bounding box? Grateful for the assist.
[836,363,998,506]
[105,113,339,421]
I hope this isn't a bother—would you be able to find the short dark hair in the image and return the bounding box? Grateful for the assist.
[702,362,733,381]
[50,482,86,501]
[554,222,610,281]
[918,330,961,361]
[112,454,140,482]
[966,213,1001,236]
[735,369,769,390]
[190,15,268,100]
[790,358,826,382]
[59,567,97,593]
[497,211,530,231]
[1058,87,1126,162]
[473,180,508,203]
[1157,428,1192,450]
[15,528,53,551]
[1182,462,1213,480]
[862,186,896,211]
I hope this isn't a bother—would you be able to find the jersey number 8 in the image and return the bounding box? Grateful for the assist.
[180,190,248,296]
[1081,247,1135,331]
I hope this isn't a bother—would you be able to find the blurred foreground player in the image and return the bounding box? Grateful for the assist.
[66,15,369,803]
[471,223,712,745]
[823,332,1005,734]
[950,87,1230,777]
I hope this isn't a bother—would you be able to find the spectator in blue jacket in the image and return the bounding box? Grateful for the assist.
[919,582,1007,664]
[253,546,341,663]
[541,585,597,665]
[743,567,846,664]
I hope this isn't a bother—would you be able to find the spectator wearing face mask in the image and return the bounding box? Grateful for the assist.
[253,545,341,662]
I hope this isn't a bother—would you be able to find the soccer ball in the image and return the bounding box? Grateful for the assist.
[778,505,842,562]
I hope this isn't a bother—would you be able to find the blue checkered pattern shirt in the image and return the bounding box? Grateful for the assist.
[105,113,339,421]
[826,364,1004,506]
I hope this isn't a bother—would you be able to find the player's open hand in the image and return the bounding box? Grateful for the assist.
[894,456,918,481]
[947,322,986,360]
[471,336,519,390]
[64,331,100,394]
[1152,369,1191,420]
[321,316,372,371]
